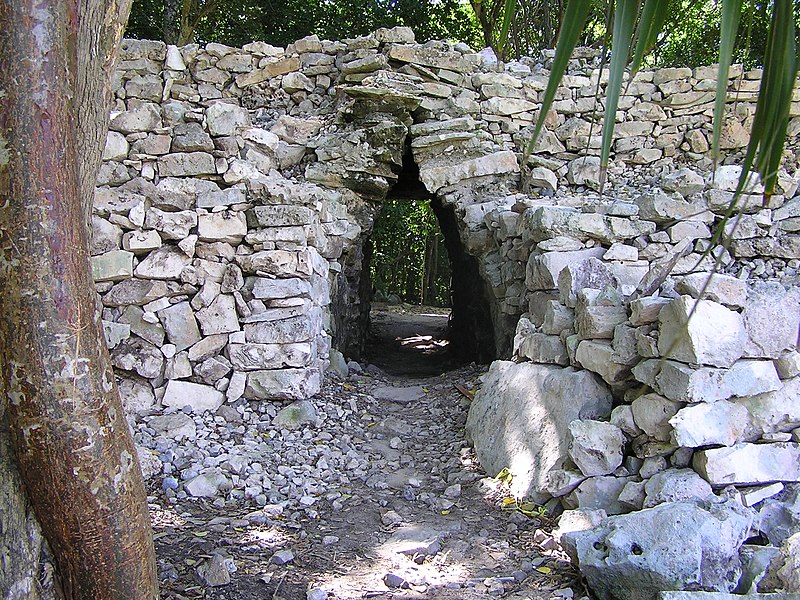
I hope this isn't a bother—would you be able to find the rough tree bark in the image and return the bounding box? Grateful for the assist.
[0,0,158,598]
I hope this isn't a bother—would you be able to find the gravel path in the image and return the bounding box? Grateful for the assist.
[138,307,583,599]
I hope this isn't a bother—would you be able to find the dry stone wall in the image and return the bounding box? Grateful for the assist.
[95,29,800,539]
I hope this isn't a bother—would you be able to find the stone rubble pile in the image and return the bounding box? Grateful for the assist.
[94,28,800,599]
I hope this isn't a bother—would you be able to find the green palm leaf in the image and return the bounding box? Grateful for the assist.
[629,0,670,77]
[499,0,517,59]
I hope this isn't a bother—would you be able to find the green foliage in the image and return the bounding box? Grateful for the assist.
[370,199,450,307]
[126,0,482,48]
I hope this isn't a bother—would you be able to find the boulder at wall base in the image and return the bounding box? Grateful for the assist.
[466,361,613,502]
[562,499,754,600]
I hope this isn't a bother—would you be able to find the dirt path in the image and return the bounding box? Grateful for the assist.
[146,306,582,600]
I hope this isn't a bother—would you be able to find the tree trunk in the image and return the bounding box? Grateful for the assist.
[164,0,181,44]
[0,0,158,599]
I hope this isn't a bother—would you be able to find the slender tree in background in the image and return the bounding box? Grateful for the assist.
[0,0,158,597]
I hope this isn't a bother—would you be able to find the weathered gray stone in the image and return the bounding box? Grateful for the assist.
[563,499,753,600]
[272,400,318,429]
[250,277,311,299]
[670,401,751,447]
[123,230,162,254]
[109,102,162,133]
[118,377,155,414]
[694,442,800,485]
[419,151,519,192]
[157,152,216,177]
[466,361,612,501]
[576,305,629,339]
[651,359,782,404]
[195,294,240,335]
[658,296,747,368]
[735,377,800,440]
[631,393,682,442]
[134,245,191,279]
[243,316,313,344]
[566,475,635,514]
[675,273,748,308]
[568,420,625,477]
[149,413,196,440]
[576,340,632,385]
[162,379,225,413]
[206,101,250,136]
[185,469,231,497]
[245,367,321,400]
[629,297,672,326]
[741,283,800,359]
[526,248,606,290]
[228,342,313,370]
[111,337,165,379]
[144,207,197,240]
[158,301,202,351]
[516,332,569,365]
[92,250,134,282]
[197,212,247,244]
[643,468,714,508]
[558,258,620,308]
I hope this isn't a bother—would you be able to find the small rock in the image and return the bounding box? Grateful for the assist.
[271,549,294,565]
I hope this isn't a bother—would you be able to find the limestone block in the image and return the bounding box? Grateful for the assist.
[567,156,601,189]
[134,245,191,279]
[658,296,747,368]
[158,152,216,177]
[603,243,638,262]
[119,305,165,346]
[735,377,800,439]
[675,272,748,308]
[282,72,314,93]
[250,277,311,300]
[542,301,574,334]
[653,359,782,404]
[103,131,130,161]
[694,442,800,485]
[118,377,156,415]
[661,168,705,195]
[235,250,310,277]
[545,469,586,497]
[629,297,672,326]
[111,337,165,379]
[562,499,753,600]
[228,342,313,370]
[637,189,703,223]
[527,167,558,191]
[109,102,162,133]
[741,282,800,359]
[525,248,606,291]
[483,97,537,115]
[162,379,224,413]
[235,56,300,87]
[576,305,629,339]
[103,278,191,307]
[669,401,751,447]
[159,301,202,351]
[566,475,635,515]
[643,469,714,508]
[196,294,240,335]
[418,151,519,192]
[197,212,247,244]
[576,340,632,385]
[465,361,612,502]
[568,420,625,477]
[245,367,321,400]
[631,393,682,442]
[247,205,314,227]
[92,250,134,282]
[194,356,231,384]
[123,230,162,254]
[775,352,800,379]
[172,122,214,152]
[611,404,643,437]
[244,314,314,344]
[102,320,130,350]
[516,332,569,365]
[386,44,471,72]
[558,257,620,308]
[197,188,245,209]
[205,101,250,136]
[712,165,763,194]
[144,207,197,240]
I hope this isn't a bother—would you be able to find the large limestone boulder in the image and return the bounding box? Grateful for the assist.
[562,499,754,600]
[465,361,613,501]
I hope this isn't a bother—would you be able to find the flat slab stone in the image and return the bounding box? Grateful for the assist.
[372,385,425,405]
[379,525,446,557]
[694,442,800,486]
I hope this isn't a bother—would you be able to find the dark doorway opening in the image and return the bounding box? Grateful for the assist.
[360,142,497,376]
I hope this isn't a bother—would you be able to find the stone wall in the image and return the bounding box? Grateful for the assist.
[95,28,800,514]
